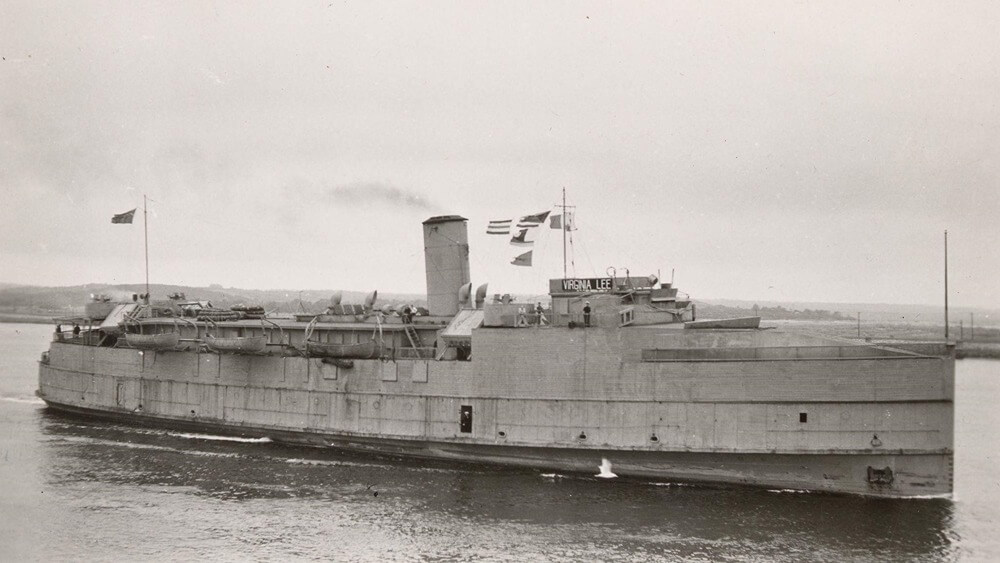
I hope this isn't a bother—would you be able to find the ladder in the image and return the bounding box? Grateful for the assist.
[402,322,422,349]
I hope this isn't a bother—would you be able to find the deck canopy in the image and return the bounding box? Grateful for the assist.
[98,303,141,334]
[440,309,483,345]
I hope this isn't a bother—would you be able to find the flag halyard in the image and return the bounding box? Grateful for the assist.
[563,210,575,231]
[549,212,575,230]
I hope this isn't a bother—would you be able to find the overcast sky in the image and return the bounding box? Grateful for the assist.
[1,1,997,307]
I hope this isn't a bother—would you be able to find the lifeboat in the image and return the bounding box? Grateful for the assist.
[197,309,241,322]
[125,332,180,350]
[305,340,379,359]
[204,335,268,354]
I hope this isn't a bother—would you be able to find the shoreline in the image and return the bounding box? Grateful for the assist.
[956,343,1000,360]
[0,314,55,325]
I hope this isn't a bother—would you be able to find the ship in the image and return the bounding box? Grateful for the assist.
[37,215,954,497]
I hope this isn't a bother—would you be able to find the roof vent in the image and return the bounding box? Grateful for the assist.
[475,283,489,309]
[458,282,472,309]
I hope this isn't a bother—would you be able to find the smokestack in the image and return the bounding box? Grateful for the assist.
[422,215,470,316]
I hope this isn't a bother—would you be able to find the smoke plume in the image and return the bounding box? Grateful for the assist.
[325,182,438,211]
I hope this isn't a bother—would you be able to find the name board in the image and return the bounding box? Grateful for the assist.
[554,277,614,293]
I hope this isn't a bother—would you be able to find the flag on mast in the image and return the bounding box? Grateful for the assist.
[511,250,533,266]
[550,212,575,230]
[510,228,535,247]
[112,209,137,224]
[487,219,512,235]
[516,210,550,228]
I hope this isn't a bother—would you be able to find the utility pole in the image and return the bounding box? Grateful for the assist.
[144,194,150,302]
[944,230,949,340]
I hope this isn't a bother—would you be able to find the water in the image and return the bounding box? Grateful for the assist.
[1,321,998,561]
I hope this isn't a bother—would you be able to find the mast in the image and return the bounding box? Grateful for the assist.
[144,194,150,300]
[562,187,567,279]
[554,187,576,278]
[944,230,948,339]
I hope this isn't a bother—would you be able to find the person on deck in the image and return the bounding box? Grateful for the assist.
[535,302,547,325]
[583,302,592,327]
[72,324,81,337]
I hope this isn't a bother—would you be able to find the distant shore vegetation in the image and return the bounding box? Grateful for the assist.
[696,303,852,322]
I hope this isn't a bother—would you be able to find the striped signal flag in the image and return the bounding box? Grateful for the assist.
[487,219,512,235]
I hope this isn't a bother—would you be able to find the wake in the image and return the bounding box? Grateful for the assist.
[0,395,45,405]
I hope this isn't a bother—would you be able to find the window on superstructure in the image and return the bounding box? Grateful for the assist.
[799,412,808,423]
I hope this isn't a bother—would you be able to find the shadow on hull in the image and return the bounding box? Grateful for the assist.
[40,399,951,499]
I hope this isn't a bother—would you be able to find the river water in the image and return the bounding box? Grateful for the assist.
[1,321,997,561]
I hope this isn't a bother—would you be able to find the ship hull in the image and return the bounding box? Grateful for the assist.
[38,325,954,499]
[40,395,951,498]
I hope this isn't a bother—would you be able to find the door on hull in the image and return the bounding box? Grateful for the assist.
[115,382,125,406]
[460,405,472,433]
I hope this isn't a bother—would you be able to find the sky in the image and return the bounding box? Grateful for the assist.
[1,1,997,307]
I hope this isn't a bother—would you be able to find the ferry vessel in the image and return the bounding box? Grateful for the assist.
[37,215,954,497]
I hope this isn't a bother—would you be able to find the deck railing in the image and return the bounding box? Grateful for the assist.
[641,345,934,362]
[52,332,92,345]
[495,312,554,327]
